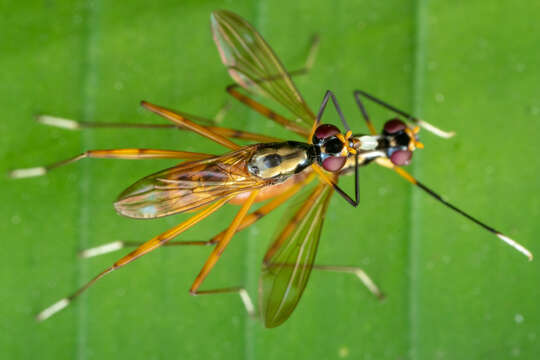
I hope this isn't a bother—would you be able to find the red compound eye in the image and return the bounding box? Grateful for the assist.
[313,124,340,142]
[390,150,413,166]
[383,118,406,134]
[322,156,346,172]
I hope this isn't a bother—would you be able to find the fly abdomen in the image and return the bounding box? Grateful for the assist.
[247,141,315,181]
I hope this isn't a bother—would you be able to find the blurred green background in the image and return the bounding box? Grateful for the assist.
[1,0,539,359]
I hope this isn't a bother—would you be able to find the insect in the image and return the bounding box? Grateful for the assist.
[10,10,532,328]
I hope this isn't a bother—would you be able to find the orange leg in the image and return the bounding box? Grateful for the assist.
[35,113,282,143]
[172,107,282,143]
[36,196,231,322]
[206,125,282,143]
[9,148,215,179]
[79,176,314,318]
[82,173,316,257]
[141,101,241,150]
[226,85,310,139]
[189,190,260,294]
[81,172,317,259]
[168,264,383,320]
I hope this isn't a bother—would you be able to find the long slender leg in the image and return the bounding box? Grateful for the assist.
[36,113,282,143]
[79,240,259,318]
[155,263,384,321]
[81,172,317,258]
[300,34,320,74]
[312,265,384,299]
[79,240,211,258]
[352,92,377,135]
[205,125,282,143]
[140,101,241,150]
[189,190,260,294]
[375,157,533,260]
[79,175,315,318]
[314,90,351,131]
[9,149,214,179]
[36,197,231,321]
[213,100,230,124]
[192,287,256,318]
[354,90,455,138]
[155,192,261,317]
[312,160,360,208]
[226,85,310,138]
[35,114,213,129]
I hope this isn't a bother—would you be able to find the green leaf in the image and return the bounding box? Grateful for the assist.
[2,1,538,359]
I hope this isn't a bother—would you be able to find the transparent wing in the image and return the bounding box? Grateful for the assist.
[260,182,334,328]
[114,145,267,219]
[211,10,315,129]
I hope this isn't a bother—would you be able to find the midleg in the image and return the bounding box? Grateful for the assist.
[9,149,214,179]
[226,85,310,138]
[81,172,316,257]
[36,197,231,321]
[35,112,282,143]
[189,190,260,294]
[312,265,384,299]
[140,101,241,150]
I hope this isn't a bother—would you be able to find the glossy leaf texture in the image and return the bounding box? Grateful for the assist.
[2,1,539,359]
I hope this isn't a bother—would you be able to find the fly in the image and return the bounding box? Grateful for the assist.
[9,10,532,328]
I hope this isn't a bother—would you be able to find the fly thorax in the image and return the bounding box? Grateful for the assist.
[247,141,315,181]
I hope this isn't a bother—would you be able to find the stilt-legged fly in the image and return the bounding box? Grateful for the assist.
[10,10,532,328]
